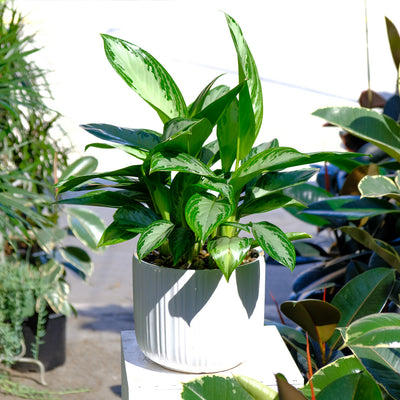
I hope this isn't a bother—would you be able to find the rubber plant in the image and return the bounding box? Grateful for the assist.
[180,267,400,400]
[282,16,400,303]
[57,13,358,280]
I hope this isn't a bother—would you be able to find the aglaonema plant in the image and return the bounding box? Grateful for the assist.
[57,13,359,280]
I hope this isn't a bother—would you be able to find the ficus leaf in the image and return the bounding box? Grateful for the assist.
[328,268,395,350]
[313,106,400,162]
[341,226,400,271]
[280,299,341,343]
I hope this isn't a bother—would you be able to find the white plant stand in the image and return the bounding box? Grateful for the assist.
[121,325,303,399]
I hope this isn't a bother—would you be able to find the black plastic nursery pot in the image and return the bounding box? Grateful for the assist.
[16,313,66,371]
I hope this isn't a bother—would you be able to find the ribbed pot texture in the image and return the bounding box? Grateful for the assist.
[132,251,266,373]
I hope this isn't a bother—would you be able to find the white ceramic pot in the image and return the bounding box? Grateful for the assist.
[132,251,265,373]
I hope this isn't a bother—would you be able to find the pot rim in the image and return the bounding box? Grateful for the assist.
[133,248,264,274]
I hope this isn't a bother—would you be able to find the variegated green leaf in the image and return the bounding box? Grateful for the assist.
[58,156,98,182]
[101,34,187,122]
[150,151,216,178]
[342,313,400,348]
[85,142,148,160]
[185,193,233,242]
[359,174,400,202]
[188,74,224,117]
[230,147,307,194]
[341,313,400,400]
[80,123,161,149]
[137,220,174,260]
[160,118,213,156]
[301,356,368,398]
[225,13,263,139]
[66,207,106,251]
[208,236,252,280]
[251,221,296,271]
[59,246,93,278]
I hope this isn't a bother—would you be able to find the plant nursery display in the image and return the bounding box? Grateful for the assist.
[58,12,357,373]
[0,0,105,376]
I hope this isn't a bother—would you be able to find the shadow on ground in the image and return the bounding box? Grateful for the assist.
[77,305,134,333]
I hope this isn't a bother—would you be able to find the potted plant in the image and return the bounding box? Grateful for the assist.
[58,13,358,373]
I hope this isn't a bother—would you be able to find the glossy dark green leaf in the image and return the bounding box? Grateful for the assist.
[234,375,278,400]
[181,375,253,400]
[113,204,158,227]
[137,220,174,260]
[251,221,296,271]
[98,221,138,246]
[302,196,400,221]
[208,236,252,280]
[386,17,400,71]
[66,207,106,251]
[58,156,98,182]
[185,193,233,242]
[285,183,332,205]
[341,226,400,271]
[313,106,400,161]
[101,34,187,122]
[315,371,384,400]
[80,123,161,150]
[58,189,148,208]
[168,227,195,265]
[150,151,216,178]
[328,268,395,350]
[280,299,341,343]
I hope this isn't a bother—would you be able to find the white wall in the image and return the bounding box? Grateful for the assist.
[18,0,400,170]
